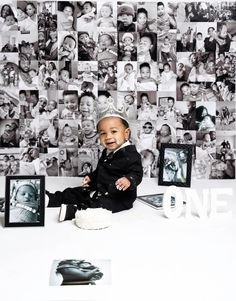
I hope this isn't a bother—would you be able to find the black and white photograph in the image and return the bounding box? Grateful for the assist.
[39,149,59,176]
[209,158,235,179]
[0,3,236,301]
[58,119,79,148]
[176,129,196,145]
[0,89,19,119]
[58,31,78,62]
[176,22,197,52]
[137,1,157,33]
[49,259,111,286]
[0,2,18,31]
[176,81,203,101]
[0,148,20,176]
[19,148,40,175]
[18,55,38,90]
[158,31,176,62]
[0,58,19,89]
[79,117,98,149]
[216,130,236,162]
[177,51,216,83]
[176,2,236,23]
[97,1,117,33]
[155,122,176,151]
[0,119,19,147]
[157,92,176,126]
[195,130,216,161]
[140,148,159,178]
[137,61,158,91]
[117,61,137,91]
[138,193,175,210]
[17,1,38,44]
[58,90,79,120]
[192,158,211,180]
[216,102,236,131]
[38,90,59,119]
[78,147,98,176]
[216,80,235,102]
[58,61,80,90]
[158,143,193,187]
[137,91,157,120]
[4,175,45,227]
[98,61,117,91]
[59,147,78,177]
[57,1,76,31]
[156,1,177,38]
[137,32,157,63]
[0,0,234,182]
[196,102,216,132]
[76,1,97,32]
[0,31,18,53]
[117,91,137,120]
[78,61,98,94]
[19,119,37,148]
[158,60,176,92]
[97,32,117,64]
[215,52,236,81]
[38,61,58,89]
[216,21,236,53]
[195,22,217,52]
[19,90,38,119]
[77,31,98,61]
[118,31,137,61]
[117,1,137,32]
[137,120,156,151]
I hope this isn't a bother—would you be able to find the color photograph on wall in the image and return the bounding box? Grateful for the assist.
[0,1,235,180]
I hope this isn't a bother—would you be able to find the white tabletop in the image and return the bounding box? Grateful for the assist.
[0,178,236,301]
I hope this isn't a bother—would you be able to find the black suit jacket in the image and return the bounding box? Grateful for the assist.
[88,145,143,212]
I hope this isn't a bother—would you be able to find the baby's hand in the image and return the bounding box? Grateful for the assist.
[115,177,131,191]
[61,50,70,56]
[83,176,91,186]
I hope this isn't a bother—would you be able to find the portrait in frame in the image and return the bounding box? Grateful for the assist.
[158,143,193,187]
[4,175,45,227]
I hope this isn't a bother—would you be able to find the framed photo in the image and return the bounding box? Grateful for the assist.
[158,144,193,187]
[138,193,175,210]
[4,175,45,227]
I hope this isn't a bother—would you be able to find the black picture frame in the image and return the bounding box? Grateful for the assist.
[158,143,192,187]
[4,175,45,227]
[138,193,175,210]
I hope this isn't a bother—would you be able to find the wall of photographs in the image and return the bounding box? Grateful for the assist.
[0,1,235,180]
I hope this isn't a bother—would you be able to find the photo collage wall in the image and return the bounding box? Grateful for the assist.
[0,1,235,180]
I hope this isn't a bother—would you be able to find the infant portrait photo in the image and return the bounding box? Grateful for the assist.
[4,175,45,227]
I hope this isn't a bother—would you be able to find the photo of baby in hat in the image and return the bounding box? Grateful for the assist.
[9,179,40,223]
[118,32,137,61]
[117,3,136,32]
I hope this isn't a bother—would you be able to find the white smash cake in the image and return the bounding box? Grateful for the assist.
[75,208,112,230]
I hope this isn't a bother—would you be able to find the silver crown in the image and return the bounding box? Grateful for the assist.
[96,96,128,124]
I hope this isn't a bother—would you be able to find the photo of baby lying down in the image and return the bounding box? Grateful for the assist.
[49,259,111,286]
